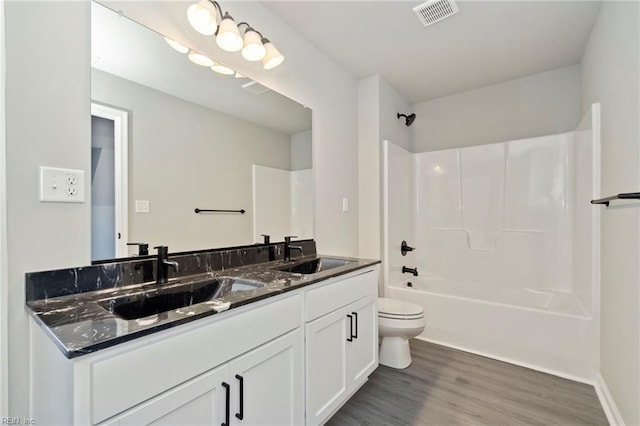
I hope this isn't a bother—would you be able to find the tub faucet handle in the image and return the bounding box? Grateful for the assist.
[401,241,415,256]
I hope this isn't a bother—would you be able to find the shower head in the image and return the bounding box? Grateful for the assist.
[397,113,416,127]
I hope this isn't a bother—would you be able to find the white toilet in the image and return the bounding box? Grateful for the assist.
[378,297,425,369]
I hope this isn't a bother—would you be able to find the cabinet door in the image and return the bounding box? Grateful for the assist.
[348,297,378,386]
[101,363,229,426]
[228,329,304,426]
[305,307,350,426]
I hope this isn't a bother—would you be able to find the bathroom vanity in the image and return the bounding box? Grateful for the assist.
[26,242,379,425]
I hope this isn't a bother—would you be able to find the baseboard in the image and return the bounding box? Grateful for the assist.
[595,374,625,426]
[416,336,595,385]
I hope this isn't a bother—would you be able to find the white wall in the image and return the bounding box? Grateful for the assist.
[291,130,312,171]
[580,2,640,424]
[102,1,359,257]
[0,0,7,416]
[253,166,313,242]
[358,76,411,261]
[5,1,91,417]
[291,169,313,240]
[379,78,411,152]
[253,165,292,242]
[92,69,292,252]
[411,65,582,152]
[382,140,414,293]
[358,76,380,260]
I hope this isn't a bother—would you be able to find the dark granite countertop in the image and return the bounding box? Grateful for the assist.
[26,252,379,359]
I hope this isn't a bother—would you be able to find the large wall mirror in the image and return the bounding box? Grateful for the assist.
[90,1,313,261]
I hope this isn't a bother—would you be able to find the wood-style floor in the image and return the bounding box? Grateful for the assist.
[327,339,608,426]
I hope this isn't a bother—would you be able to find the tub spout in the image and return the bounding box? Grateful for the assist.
[402,266,418,276]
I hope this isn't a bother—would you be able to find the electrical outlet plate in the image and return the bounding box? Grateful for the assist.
[39,166,85,203]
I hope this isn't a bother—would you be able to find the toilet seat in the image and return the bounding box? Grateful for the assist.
[379,312,424,320]
[378,298,424,320]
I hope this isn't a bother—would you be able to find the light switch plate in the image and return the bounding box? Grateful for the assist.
[342,197,349,212]
[39,166,85,203]
[135,200,150,213]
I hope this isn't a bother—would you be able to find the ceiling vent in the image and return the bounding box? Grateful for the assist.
[241,80,271,95]
[413,0,459,27]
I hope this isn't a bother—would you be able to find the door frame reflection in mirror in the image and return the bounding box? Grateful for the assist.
[91,102,129,259]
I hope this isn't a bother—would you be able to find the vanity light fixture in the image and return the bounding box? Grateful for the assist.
[216,12,243,52]
[188,51,215,67]
[186,0,284,69]
[262,39,284,70]
[241,27,266,61]
[164,37,189,54]
[187,0,218,35]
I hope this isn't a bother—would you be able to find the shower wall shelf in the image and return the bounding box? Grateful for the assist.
[591,192,640,206]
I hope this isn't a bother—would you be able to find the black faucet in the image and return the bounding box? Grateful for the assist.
[261,234,270,244]
[402,266,418,276]
[284,236,304,262]
[127,242,149,256]
[154,245,180,284]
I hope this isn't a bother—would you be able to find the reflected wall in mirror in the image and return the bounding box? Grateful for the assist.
[90,1,313,261]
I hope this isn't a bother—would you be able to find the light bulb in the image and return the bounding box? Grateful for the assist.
[216,13,243,52]
[210,62,235,75]
[188,51,214,67]
[187,0,218,35]
[241,28,266,61]
[262,39,284,70]
[164,37,189,54]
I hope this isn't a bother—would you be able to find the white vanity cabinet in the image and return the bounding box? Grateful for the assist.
[30,293,304,425]
[102,329,303,426]
[304,269,379,426]
[29,265,379,426]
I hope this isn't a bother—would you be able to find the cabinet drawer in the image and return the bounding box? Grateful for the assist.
[91,293,302,424]
[305,269,377,322]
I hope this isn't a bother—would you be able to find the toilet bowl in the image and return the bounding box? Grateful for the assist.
[378,297,425,369]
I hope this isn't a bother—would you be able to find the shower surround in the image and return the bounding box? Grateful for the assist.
[383,104,600,380]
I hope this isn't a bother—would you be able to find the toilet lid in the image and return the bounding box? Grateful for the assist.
[378,298,424,317]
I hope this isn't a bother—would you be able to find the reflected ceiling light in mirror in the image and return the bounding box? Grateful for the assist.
[188,51,215,67]
[164,37,189,54]
[187,0,218,35]
[262,39,285,70]
[186,0,284,69]
[241,27,266,61]
[211,62,235,75]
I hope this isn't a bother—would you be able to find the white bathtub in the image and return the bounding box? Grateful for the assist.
[397,277,589,316]
[387,278,598,381]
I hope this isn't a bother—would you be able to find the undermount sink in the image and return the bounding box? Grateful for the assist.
[100,276,265,320]
[277,257,355,275]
